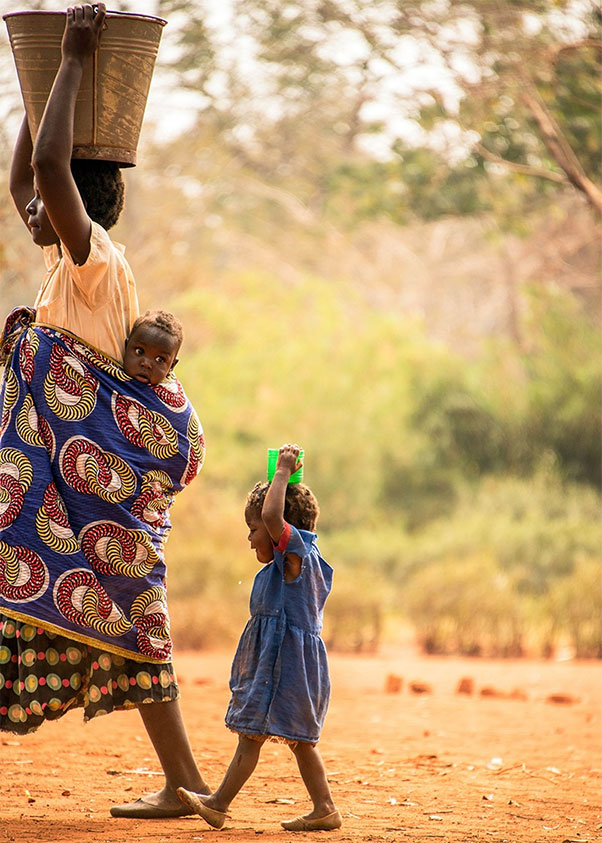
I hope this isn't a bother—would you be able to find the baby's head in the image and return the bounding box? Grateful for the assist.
[245,481,320,532]
[124,310,183,385]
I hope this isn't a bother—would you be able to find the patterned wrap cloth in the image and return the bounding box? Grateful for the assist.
[0,308,204,664]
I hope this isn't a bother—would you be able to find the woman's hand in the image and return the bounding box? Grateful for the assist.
[62,3,106,64]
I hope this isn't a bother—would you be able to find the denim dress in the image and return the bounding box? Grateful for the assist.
[225,524,333,744]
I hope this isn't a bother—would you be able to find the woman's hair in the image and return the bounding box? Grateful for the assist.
[129,310,184,350]
[70,159,125,230]
[246,482,320,532]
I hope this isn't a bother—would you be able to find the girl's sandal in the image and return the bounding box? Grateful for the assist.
[281,810,342,831]
[176,787,228,829]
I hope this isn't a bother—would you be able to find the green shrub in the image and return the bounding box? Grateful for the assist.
[404,554,527,657]
[549,557,602,658]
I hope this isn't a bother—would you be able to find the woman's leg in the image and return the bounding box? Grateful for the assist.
[290,741,336,819]
[137,699,211,800]
[111,700,210,815]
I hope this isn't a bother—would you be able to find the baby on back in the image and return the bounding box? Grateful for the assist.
[123,309,182,386]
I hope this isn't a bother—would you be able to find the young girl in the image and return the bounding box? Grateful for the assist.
[177,444,342,831]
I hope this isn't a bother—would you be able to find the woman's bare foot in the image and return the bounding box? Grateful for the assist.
[110,786,209,818]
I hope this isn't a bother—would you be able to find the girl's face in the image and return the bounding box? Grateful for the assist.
[245,506,274,565]
[26,191,60,248]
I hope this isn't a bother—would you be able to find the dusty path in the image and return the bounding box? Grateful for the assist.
[2,647,600,843]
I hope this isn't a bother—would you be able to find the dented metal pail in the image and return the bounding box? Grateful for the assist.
[3,9,166,167]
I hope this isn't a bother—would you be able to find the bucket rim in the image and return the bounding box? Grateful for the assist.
[3,9,167,27]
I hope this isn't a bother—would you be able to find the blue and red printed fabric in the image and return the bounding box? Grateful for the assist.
[0,308,204,663]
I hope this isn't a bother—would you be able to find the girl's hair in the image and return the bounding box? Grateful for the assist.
[130,310,184,350]
[246,482,320,532]
[70,159,125,230]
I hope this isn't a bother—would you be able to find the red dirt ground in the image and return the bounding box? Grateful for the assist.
[2,646,601,843]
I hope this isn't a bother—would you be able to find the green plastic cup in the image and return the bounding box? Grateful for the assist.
[267,448,304,484]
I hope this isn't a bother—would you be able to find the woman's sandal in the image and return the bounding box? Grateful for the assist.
[176,787,228,829]
[281,810,342,831]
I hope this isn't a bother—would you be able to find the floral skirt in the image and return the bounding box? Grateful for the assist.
[0,614,179,734]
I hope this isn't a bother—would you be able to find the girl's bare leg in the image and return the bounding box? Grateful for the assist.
[201,735,265,813]
[291,741,336,819]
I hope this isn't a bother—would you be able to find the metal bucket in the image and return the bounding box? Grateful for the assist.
[3,9,166,167]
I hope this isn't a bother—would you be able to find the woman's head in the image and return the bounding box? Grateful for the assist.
[25,159,125,248]
[245,481,320,532]
[70,159,125,230]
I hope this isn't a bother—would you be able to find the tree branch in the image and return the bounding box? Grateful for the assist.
[550,39,602,60]
[519,75,602,215]
[474,141,568,184]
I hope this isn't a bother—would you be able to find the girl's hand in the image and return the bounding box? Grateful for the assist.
[62,4,106,63]
[275,443,303,477]
[262,444,302,544]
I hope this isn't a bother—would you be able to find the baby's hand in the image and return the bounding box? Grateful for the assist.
[275,443,303,477]
[62,4,106,62]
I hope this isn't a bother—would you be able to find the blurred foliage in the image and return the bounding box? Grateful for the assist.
[549,557,602,659]
[0,0,600,657]
[151,0,602,218]
[162,273,601,657]
[402,473,601,657]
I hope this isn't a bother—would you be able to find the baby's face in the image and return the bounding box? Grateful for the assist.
[124,324,179,385]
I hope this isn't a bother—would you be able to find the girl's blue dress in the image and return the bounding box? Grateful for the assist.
[225,523,333,744]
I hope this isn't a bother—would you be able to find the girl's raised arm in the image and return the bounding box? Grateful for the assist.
[262,445,303,543]
[262,465,288,544]
[262,445,304,581]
